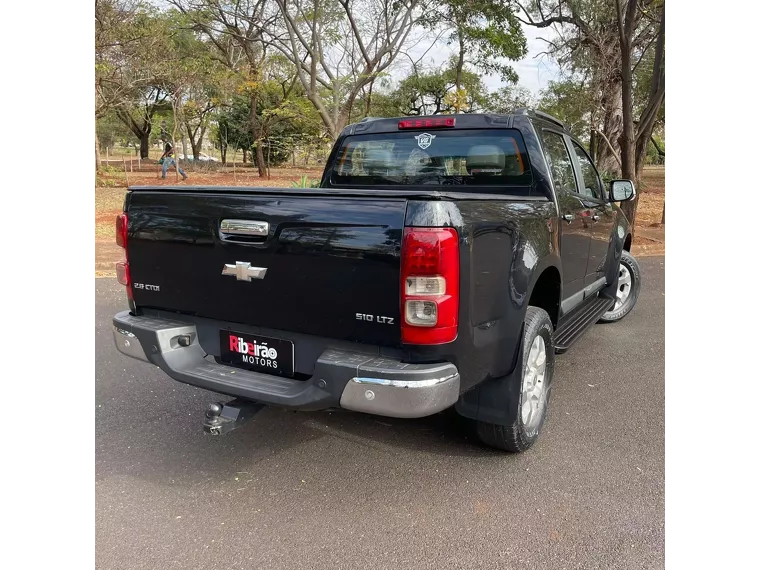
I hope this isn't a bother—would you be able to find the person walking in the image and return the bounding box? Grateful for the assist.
[159,141,188,180]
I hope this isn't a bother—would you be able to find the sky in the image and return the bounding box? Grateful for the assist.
[403,22,561,98]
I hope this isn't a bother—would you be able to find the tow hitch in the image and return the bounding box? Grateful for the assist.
[202,399,264,435]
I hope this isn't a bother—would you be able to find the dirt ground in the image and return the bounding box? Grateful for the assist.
[96,164,665,274]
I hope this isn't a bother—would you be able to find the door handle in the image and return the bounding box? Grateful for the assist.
[592,214,600,221]
[563,214,574,222]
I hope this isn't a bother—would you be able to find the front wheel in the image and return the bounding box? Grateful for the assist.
[599,250,641,323]
[475,306,555,452]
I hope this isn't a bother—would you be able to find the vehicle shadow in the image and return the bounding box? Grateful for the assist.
[96,391,508,489]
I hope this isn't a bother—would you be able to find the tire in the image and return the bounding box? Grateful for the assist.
[599,250,641,323]
[476,307,555,452]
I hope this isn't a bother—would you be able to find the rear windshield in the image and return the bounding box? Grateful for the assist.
[330,129,532,191]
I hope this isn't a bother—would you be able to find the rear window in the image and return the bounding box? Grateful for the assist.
[330,129,532,191]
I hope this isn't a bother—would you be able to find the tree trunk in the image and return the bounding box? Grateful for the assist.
[455,32,465,113]
[181,134,189,162]
[249,90,267,177]
[256,144,266,178]
[266,140,272,179]
[620,193,640,232]
[242,148,247,163]
[220,143,227,165]
[335,91,360,136]
[139,134,150,160]
[634,131,651,179]
[455,34,465,91]
[95,121,101,173]
[190,140,201,161]
[634,6,665,180]
[364,81,374,117]
[660,202,665,225]
[618,0,638,232]
[595,77,624,176]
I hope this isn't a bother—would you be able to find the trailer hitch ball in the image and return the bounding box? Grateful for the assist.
[202,399,264,435]
[205,402,223,424]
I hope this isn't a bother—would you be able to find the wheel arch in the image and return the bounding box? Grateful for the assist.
[527,265,562,328]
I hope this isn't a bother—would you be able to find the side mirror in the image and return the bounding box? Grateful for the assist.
[609,179,636,202]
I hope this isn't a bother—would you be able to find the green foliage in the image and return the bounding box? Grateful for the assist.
[537,79,594,142]
[149,112,174,145]
[216,76,325,167]
[433,0,527,84]
[96,164,125,187]
[598,169,617,185]
[646,135,665,165]
[486,85,535,114]
[290,176,321,188]
[369,62,492,117]
[97,111,135,150]
[519,0,665,185]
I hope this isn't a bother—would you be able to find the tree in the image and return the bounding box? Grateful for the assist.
[96,0,150,168]
[158,14,234,160]
[215,73,324,170]
[270,0,423,139]
[487,84,535,114]
[516,0,665,230]
[96,1,175,159]
[253,62,325,172]
[168,0,277,176]
[370,61,492,117]
[97,111,136,152]
[537,78,595,151]
[114,88,171,158]
[216,95,257,163]
[433,0,527,112]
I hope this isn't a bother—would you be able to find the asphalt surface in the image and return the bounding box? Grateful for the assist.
[96,256,665,570]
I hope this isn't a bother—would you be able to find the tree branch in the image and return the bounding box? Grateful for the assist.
[338,0,372,66]
[650,135,664,156]
[593,127,623,167]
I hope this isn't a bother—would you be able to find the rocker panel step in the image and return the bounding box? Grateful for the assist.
[554,296,614,353]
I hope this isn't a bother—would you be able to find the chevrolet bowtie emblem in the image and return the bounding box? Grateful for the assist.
[222,262,268,281]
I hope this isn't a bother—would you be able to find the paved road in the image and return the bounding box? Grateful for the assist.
[96,257,665,570]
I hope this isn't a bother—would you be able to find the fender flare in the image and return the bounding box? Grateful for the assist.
[455,252,562,426]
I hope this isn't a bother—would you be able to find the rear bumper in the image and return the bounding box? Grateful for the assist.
[112,311,460,419]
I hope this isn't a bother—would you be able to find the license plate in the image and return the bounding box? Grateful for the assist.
[219,330,294,377]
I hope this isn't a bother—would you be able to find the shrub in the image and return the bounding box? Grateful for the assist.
[290,175,320,188]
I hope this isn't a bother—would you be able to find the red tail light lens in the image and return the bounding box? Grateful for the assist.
[398,117,455,129]
[115,213,132,300]
[116,214,128,248]
[400,228,459,344]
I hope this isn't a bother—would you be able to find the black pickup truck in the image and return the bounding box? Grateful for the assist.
[112,110,640,452]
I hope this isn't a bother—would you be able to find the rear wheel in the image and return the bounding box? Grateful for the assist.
[476,307,555,452]
[600,250,641,323]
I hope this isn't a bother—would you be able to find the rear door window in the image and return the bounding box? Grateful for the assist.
[330,129,532,193]
[541,131,578,195]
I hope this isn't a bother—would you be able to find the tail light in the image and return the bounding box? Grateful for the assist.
[400,228,459,344]
[115,213,132,300]
[398,117,456,129]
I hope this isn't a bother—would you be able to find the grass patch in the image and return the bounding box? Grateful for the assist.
[96,187,128,213]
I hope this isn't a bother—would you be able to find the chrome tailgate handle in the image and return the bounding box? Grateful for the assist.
[220,219,269,237]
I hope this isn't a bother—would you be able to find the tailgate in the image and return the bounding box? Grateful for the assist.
[126,190,405,346]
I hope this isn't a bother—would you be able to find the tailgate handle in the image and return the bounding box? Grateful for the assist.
[220,219,270,237]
